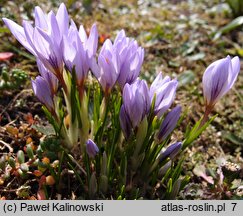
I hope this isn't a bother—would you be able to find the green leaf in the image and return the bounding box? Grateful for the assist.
[178,70,195,87]
[213,16,243,40]
[26,145,34,159]
[17,150,25,164]
[165,178,173,197]
[187,52,205,61]
[183,114,217,149]
[31,124,55,136]
[223,132,243,146]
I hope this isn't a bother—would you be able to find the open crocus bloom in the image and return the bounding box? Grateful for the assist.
[202,56,240,109]
[3,3,69,78]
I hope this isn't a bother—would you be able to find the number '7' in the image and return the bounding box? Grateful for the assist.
[231,203,237,211]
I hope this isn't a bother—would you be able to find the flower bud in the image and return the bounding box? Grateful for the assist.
[99,175,108,194]
[159,142,182,162]
[89,173,97,198]
[202,56,240,108]
[86,139,99,158]
[157,106,181,142]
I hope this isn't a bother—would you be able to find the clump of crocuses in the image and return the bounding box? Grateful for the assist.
[3,3,240,199]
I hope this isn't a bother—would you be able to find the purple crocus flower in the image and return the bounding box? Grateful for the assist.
[32,76,54,112]
[86,139,99,158]
[114,30,144,88]
[159,142,182,162]
[3,3,69,79]
[121,79,150,129]
[157,106,181,142]
[63,22,98,87]
[91,39,120,94]
[119,105,132,139]
[202,56,240,109]
[150,73,178,118]
[37,59,58,95]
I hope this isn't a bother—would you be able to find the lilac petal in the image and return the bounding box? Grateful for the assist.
[37,59,58,94]
[150,73,170,99]
[79,25,88,43]
[47,11,61,44]
[3,18,36,55]
[86,23,98,58]
[62,36,77,72]
[210,57,230,102]
[155,80,178,118]
[56,3,69,36]
[159,142,182,162]
[34,6,48,29]
[228,56,240,89]
[32,76,54,111]
[70,19,77,30]
[157,106,181,141]
[114,30,126,45]
[90,57,100,78]
[22,20,35,51]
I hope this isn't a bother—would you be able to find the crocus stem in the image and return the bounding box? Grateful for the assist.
[79,92,90,150]
[199,105,214,128]
[78,81,84,102]
[56,72,68,94]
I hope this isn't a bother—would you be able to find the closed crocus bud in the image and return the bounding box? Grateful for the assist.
[157,106,181,142]
[91,39,120,94]
[37,59,58,95]
[150,73,178,118]
[159,142,182,162]
[203,56,240,109]
[32,76,54,112]
[86,139,99,158]
[122,79,150,128]
[114,30,144,88]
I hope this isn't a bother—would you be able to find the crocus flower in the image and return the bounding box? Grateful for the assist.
[32,76,54,112]
[114,30,144,88]
[37,59,58,95]
[150,73,178,118]
[86,139,99,158]
[63,22,98,87]
[91,39,120,94]
[3,3,69,79]
[121,79,150,129]
[202,56,240,109]
[159,142,182,162]
[157,106,181,142]
[119,105,132,139]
